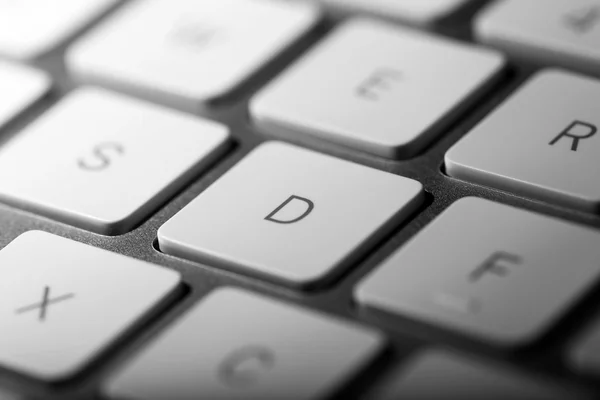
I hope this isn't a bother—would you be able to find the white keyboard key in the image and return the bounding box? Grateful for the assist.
[446,70,600,211]
[0,0,117,59]
[476,0,600,75]
[323,0,469,25]
[371,351,588,400]
[106,288,383,400]
[251,20,504,158]
[0,231,180,381]
[355,198,600,345]
[571,316,600,376]
[0,88,229,234]
[67,0,320,111]
[158,142,423,287]
[0,62,50,129]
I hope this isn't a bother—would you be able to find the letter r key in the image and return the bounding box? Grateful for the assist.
[446,70,600,212]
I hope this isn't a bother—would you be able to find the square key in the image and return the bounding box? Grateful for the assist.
[106,288,383,400]
[475,0,600,77]
[0,0,117,60]
[372,351,588,400]
[446,70,600,212]
[0,62,50,129]
[0,88,229,234]
[158,142,423,288]
[355,197,600,345]
[67,0,320,110]
[0,231,180,381]
[251,19,504,158]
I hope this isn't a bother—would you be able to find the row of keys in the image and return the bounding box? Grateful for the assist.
[6,0,600,80]
[0,231,592,398]
[0,0,470,61]
[4,65,600,243]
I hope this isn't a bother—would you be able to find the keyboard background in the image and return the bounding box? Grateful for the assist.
[1,0,599,398]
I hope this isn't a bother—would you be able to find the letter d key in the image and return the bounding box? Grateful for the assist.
[264,195,314,224]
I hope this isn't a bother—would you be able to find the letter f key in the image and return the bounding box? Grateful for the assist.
[265,195,314,224]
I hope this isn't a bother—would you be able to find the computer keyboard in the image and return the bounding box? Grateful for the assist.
[1,0,600,399]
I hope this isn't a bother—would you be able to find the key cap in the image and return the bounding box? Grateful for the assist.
[0,88,229,235]
[105,288,383,400]
[158,141,423,288]
[251,19,504,159]
[0,0,117,59]
[323,0,469,26]
[0,231,180,381]
[446,70,600,212]
[570,316,600,375]
[369,351,588,400]
[67,0,320,111]
[476,0,600,76]
[355,197,600,345]
[0,62,50,129]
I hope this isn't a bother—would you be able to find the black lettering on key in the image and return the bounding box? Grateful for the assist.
[15,286,75,322]
[469,251,522,282]
[549,121,597,152]
[168,19,220,50]
[217,345,275,388]
[356,68,402,101]
[265,195,314,224]
[564,6,600,34]
[77,142,125,171]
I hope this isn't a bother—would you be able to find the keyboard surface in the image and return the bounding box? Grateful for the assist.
[1,0,600,399]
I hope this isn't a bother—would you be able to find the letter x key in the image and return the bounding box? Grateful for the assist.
[15,286,75,321]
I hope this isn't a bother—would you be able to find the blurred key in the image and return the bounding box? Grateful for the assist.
[251,19,504,158]
[0,62,50,129]
[106,288,383,400]
[571,316,600,376]
[0,88,229,234]
[369,351,588,400]
[67,0,320,111]
[323,0,469,26]
[0,0,117,59]
[356,198,600,345]
[0,231,180,381]
[476,0,600,76]
[446,70,600,212]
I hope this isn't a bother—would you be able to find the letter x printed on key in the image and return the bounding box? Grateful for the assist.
[15,286,75,321]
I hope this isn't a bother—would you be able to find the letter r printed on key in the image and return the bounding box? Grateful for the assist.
[549,120,597,151]
[264,195,314,224]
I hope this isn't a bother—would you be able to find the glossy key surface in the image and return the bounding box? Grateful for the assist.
[0,62,50,129]
[370,351,588,400]
[476,0,600,76]
[323,0,469,25]
[67,0,320,111]
[446,70,600,212]
[0,0,117,59]
[0,88,229,234]
[252,19,504,158]
[356,197,600,345]
[158,141,423,287]
[0,231,180,381]
[106,288,383,400]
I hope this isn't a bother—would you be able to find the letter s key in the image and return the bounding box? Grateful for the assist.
[77,142,124,171]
